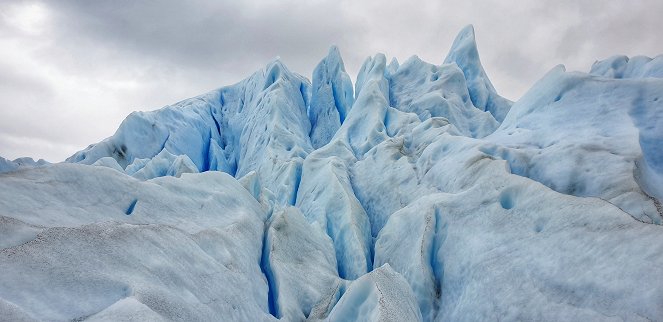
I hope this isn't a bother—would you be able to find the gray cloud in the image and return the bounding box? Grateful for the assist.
[1,0,662,161]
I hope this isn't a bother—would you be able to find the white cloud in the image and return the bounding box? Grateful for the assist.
[1,2,49,35]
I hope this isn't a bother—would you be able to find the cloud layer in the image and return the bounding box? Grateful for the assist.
[1,0,662,161]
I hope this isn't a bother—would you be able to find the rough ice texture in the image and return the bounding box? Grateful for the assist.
[2,25,663,321]
[327,264,422,322]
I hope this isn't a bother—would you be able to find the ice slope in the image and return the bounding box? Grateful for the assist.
[487,65,663,223]
[0,164,274,321]
[2,25,663,321]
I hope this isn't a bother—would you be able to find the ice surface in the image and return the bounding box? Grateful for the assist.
[2,25,663,321]
[327,264,422,322]
[488,65,663,223]
[85,297,167,322]
[0,164,274,321]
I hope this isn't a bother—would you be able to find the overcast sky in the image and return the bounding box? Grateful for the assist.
[1,0,662,162]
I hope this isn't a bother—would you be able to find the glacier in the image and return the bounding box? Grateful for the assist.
[1,25,663,321]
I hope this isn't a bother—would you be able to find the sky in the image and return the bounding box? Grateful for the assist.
[1,0,662,162]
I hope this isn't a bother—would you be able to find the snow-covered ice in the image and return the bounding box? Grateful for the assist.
[0,165,273,321]
[1,25,663,321]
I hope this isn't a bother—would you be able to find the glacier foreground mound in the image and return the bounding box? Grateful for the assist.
[1,25,663,321]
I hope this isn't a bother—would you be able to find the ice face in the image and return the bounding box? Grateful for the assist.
[2,25,663,321]
[295,140,373,280]
[308,46,355,149]
[386,55,499,138]
[261,207,342,320]
[443,25,513,122]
